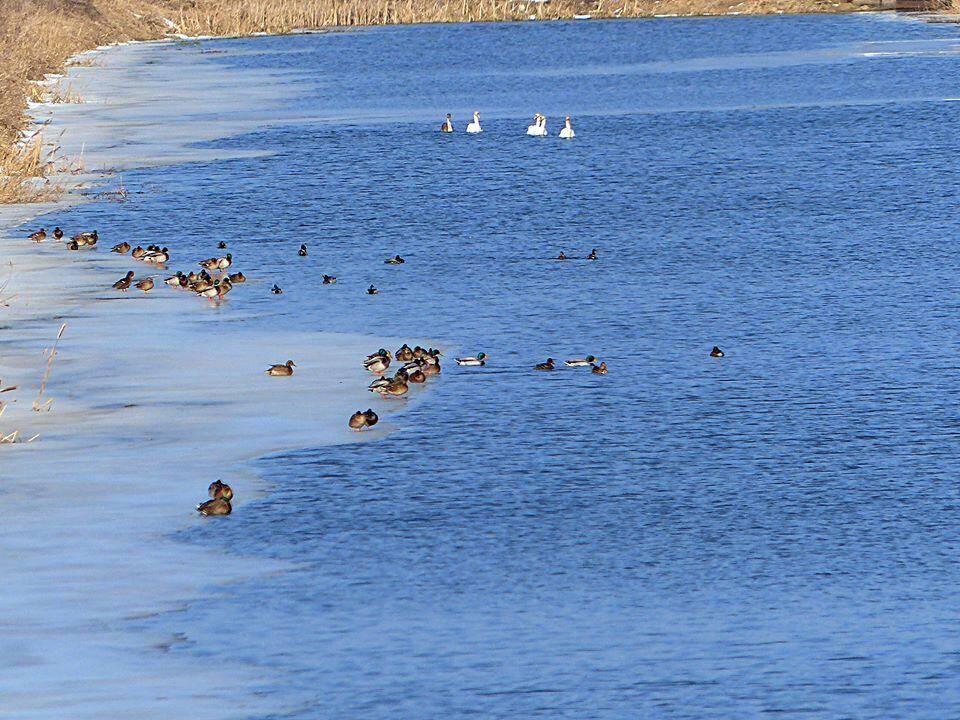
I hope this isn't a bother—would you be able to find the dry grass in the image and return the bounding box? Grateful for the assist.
[0,0,857,203]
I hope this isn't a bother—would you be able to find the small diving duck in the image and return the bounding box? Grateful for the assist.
[710,346,725,358]
[135,277,154,292]
[440,113,454,133]
[559,116,575,139]
[564,355,597,367]
[466,111,482,134]
[535,358,556,371]
[266,360,296,376]
[218,241,228,249]
[208,479,234,502]
[28,228,46,243]
[53,227,63,240]
[298,244,308,257]
[456,352,487,366]
[591,361,608,375]
[587,248,598,260]
[111,241,131,254]
[112,271,135,291]
[196,497,232,516]
[322,275,337,285]
[271,284,283,294]
[367,285,379,295]
[557,251,568,260]
[385,255,405,265]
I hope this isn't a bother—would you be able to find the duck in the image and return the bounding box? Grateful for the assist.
[385,255,405,265]
[266,360,296,376]
[228,271,246,283]
[28,228,46,243]
[535,358,556,371]
[131,246,146,259]
[196,280,220,299]
[112,271,135,291]
[564,355,597,367]
[591,361,608,375]
[364,349,391,374]
[366,348,393,362]
[559,116,576,139]
[322,275,337,284]
[395,344,414,362]
[67,240,79,251]
[142,247,169,264]
[557,251,568,260]
[383,375,409,398]
[368,376,390,393]
[111,241,131,254]
[466,111,482,134]
[367,285,379,295]
[71,230,97,244]
[208,479,233,502]
[456,352,487,366]
[710,346,725,358]
[349,408,380,431]
[196,497,232,516]
[135,277,154,292]
[421,358,441,376]
[271,284,283,294]
[217,241,228,249]
[52,227,63,240]
[363,408,379,428]
[408,367,426,383]
[165,271,185,287]
[217,276,233,299]
[298,244,307,257]
[199,253,231,271]
[440,113,454,133]
[587,248,598,260]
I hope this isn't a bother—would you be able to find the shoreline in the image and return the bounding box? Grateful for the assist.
[0,38,436,718]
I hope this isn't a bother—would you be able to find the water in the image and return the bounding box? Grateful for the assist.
[41,14,960,718]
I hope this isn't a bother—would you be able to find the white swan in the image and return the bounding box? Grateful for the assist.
[559,116,575,139]
[466,111,482,134]
[526,113,547,137]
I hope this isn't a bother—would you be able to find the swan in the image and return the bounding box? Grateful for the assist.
[440,113,454,133]
[526,113,547,137]
[466,111,482,134]
[559,116,575,139]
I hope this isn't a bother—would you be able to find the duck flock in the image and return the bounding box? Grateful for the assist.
[441,112,576,138]
[25,213,725,517]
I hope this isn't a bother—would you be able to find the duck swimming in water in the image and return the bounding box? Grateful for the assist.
[587,248,598,260]
[218,241,228,249]
[456,352,487,366]
[557,251,568,260]
[710,346,725,358]
[298,244,307,257]
[535,358,556,371]
[208,479,233,502]
[591,361,608,375]
[113,271,135,291]
[196,497,232,516]
[367,285,379,295]
[440,113,454,133]
[559,116,575,139]
[271,284,283,294]
[466,111,482,134]
[385,255,405,265]
[564,355,597,367]
[322,275,337,285]
[266,360,296,376]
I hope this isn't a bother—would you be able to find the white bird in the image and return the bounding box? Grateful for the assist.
[559,116,575,139]
[526,113,547,137]
[466,111,482,134]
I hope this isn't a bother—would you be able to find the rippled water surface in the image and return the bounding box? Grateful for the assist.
[53,14,960,718]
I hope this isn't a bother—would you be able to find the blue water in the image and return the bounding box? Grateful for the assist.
[46,14,960,718]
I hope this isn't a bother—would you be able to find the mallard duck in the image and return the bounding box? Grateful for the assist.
[367,285,379,295]
[557,251,567,261]
[143,247,169,264]
[366,348,392,362]
[408,368,426,383]
[421,359,441,377]
[456,352,487,366]
[52,227,63,240]
[208,479,233,501]
[71,230,97,243]
[587,248,598,260]
[266,360,296,376]
[217,241,228,249]
[396,344,414,362]
[200,253,231,271]
[196,497,232,516]
[535,358,556,371]
[564,355,597,367]
[384,376,409,398]
[217,277,233,298]
[135,277,154,292]
[591,361,608,375]
[228,272,246,283]
[165,271,184,287]
[412,346,426,360]
[710,346,725,358]
[111,242,131,254]
[364,349,391,374]
[322,275,337,284]
[271,284,283,294]
[197,280,220,298]
[187,271,199,283]
[349,409,379,431]
[363,408,379,427]
[385,255,405,265]
[368,376,390,393]
[67,240,79,251]
[298,244,307,257]
[28,228,46,243]
[131,246,146,259]
[113,271,135,291]
[440,113,454,133]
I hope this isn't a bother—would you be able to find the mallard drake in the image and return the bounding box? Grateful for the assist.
[111,242,131,254]
[266,360,296,376]
[440,113,454,133]
[456,353,487,366]
[131,246,146,259]
[142,247,169,264]
[52,227,63,240]
[208,479,233,501]
[165,271,184,287]
[535,358,556,371]
[557,251,567,261]
[135,277,154,292]
[113,271,135,291]
[587,248,598,260]
[197,280,220,299]
[196,497,232,516]
[591,361,608,375]
[217,241,228,249]
[367,285,379,295]
[200,253,231,271]
[28,228,46,243]
[364,349,391,374]
[298,244,307,257]
[322,275,337,284]
[228,272,246,283]
[368,376,390,393]
[412,346,426,360]
[564,355,597,367]
[710,346,725,358]
[271,284,283,294]
[366,348,392,362]
[385,255,405,265]
[71,230,97,244]
[396,344,414,361]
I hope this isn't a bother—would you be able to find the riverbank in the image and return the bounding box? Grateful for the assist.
[0,38,431,717]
